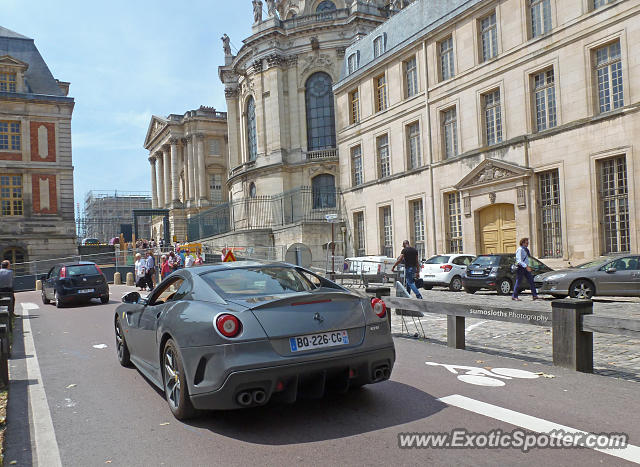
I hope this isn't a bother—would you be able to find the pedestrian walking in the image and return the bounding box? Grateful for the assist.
[194,253,204,266]
[160,255,171,280]
[134,253,147,290]
[391,240,423,299]
[0,260,15,316]
[512,237,540,301]
[185,253,195,268]
[144,250,156,291]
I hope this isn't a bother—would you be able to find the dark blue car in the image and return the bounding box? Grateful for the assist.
[41,262,109,308]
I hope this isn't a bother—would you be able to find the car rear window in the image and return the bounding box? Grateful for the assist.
[67,265,100,276]
[471,256,501,267]
[202,267,315,298]
[425,256,450,264]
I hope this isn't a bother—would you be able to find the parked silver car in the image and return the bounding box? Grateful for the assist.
[115,262,395,419]
[535,254,640,299]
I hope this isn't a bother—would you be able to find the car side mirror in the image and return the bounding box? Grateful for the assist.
[122,291,142,304]
[606,267,617,274]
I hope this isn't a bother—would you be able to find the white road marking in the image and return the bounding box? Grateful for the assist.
[439,394,640,464]
[92,344,108,349]
[21,303,63,467]
[465,320,487,333]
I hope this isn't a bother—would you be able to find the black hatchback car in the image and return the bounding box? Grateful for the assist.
[462,254,552,295]
[41,262,109,307]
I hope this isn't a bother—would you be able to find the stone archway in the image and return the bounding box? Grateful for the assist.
[478,204,516,254]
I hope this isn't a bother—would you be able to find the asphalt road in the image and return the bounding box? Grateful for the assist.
[5,287,640,466]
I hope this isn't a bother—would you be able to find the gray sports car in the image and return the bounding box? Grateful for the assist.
[114,261,395,419]
[534,254,640,299]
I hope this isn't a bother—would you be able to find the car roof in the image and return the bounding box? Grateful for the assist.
[189,260,292,274]
[57,261,98,267]
[475,253,513,257]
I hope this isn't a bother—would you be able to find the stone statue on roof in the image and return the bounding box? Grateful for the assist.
[266,0,277,17]
[253,0,263,23]
[221,34,231,56]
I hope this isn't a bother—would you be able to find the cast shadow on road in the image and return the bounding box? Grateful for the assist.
[186,381,447,445]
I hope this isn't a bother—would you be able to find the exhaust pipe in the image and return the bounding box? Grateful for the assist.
[382,367,390,379]
[373,369,383,381]
[236,391,252,406]
[252,389,267,405]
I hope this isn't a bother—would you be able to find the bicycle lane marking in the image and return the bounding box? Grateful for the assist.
[21,302,63,467]
[438,394,640,464]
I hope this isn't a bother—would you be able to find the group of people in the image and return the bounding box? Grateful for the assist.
[134,249,204,291]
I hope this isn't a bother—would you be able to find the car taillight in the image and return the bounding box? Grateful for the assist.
[216,314,242,338]
[440,265,453,272]
[371,298,387,318]
[59,266,66,278]
[377,264,381,274]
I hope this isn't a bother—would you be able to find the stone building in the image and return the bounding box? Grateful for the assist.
[143,106,229,242]
[213,0,390,257]
[81,191,152,242]
[0,26,76,270]
[334,0,639,267]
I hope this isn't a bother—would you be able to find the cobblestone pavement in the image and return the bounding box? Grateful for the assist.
[359,286,640,383]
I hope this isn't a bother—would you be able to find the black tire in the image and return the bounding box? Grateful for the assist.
[551,294,568,299]
[449,276,463,292]
[41,290,50,305]
[54,291,63,308]
[101,295,109,304]
[115,319,132,367]
[163,339,197,420]
[464,287,478,294]
[569,279,595,299]
[422,284,433,290]
[497,279,512,296]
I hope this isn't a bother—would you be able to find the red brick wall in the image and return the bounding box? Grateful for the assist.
[31,174,58,214]
[30,122,56,162]
[0,153,21,161]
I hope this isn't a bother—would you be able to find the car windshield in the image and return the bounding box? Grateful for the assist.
[67,265,99,276]
[472,256,501,267]
[202,267,315,298]
[574,259,606,269]
[425,256,450,264]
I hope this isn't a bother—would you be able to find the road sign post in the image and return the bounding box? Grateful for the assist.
[325,214,339,280]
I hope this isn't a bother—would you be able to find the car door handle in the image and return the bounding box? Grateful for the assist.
[156,311,162,320]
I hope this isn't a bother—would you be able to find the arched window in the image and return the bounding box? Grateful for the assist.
[312,174,336,209]
[246,96,257,161]
[316,1,336,12]
[305,72,336,151]
[249,182,256,198]
[3,247,26,274]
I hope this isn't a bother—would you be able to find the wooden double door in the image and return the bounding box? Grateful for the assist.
[479,204,516,254]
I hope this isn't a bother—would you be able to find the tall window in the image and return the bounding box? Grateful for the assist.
[407,122,421,169]
[538,170,562,257]
[249,182,257,198]
[594,0,615,9]
[347,53,359,74]
[442,108,458,158]
[375,74,388,112]
[349,89,360,124]
[209,174,223,205]
[312,174,336,209]
[209,139,220,155]
[595,41,624,113]
[380,206,393,257]
[447,193,463,253]
[439,36,454,81]
[0,174,23,216]
[0,72,17,93]
[373,35,386,58]
[351,145,363,187]
[305,72,336,151]
[377,134,391,178]
[316,0,336,12]
[246,97,257,161]
[410,199,425,260]
[405,56,418,98]
[354,211,365,256]
[533,69,557,131]
[483,90,502,146]
[480,13,498,62]
[599,156,629,253]
[530,0,552,38]
[0,121,21,151]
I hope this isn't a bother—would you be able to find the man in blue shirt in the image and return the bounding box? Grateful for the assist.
[145,251,156,291]
[512,237,539,301]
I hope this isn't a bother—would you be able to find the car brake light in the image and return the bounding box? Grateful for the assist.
[216,314,242,338]
[59,266,66,278]
[440,265,453,272]
[371,298,387,318]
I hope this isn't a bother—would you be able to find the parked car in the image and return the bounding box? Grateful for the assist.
[344,256,397,282]
[463,254,552,295]
[114,261,395,420]
[419,254,476,292]
[82,238,100,246]
[41,261,109,307]
[535,254,640,299]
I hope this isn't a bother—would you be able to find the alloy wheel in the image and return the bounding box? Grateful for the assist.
[164,347,181,410]
[115,322,124,361]
[450,277,462,292]
[499,280,512,295]
[571,280,594,299]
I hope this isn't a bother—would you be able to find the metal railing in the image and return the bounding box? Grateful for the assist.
[281,8,349,29]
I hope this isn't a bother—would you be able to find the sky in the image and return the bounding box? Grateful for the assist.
[2,0,256,215]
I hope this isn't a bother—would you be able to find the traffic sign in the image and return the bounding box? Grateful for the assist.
[325,213,339,223]
[223,250,237,262]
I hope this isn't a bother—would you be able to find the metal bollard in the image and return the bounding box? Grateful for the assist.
[126,272,135,286]
[35,279,42,291]
[114,272,122,285]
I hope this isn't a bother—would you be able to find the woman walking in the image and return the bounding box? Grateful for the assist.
[160,255,171,280]
[134,253,146,291]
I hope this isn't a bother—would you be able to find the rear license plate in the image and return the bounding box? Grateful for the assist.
[290,330,349,352]
[470,271,484,275]
[78,288,94,293]
[423,274,435,278]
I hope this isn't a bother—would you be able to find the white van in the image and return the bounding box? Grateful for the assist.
[344,256,396,277]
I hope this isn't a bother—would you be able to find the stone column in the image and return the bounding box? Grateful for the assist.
[149,156,158,209]
[170,138,180,206]
[191,136,199,202]
[181,138,189,203]
[163,146,171,207]
[156,151,165,208]
[197,134,208,206]
[186,136,195,204]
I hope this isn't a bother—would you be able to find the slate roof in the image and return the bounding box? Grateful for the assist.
[0,25,69,98]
